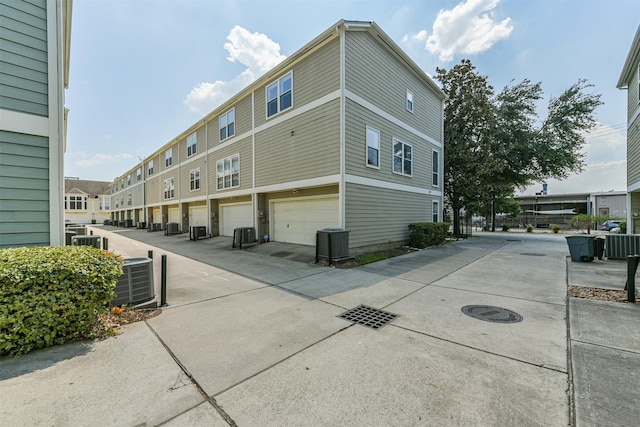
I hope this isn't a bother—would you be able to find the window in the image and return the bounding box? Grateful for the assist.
[190,168,200,191]
[266,72,292,118]
[120,179,124,189]
[393,139,412,176]
[163,178,174,199]
[99,196,110,210]
[165,148,173,168]
[219,108,235,141]
[187,133,197,157]
[366,127,380,168]
[432,150,439,186]
[136,168,141,181]
[433,201,439,222]
[127,174,131,185]
[406,90,414,113]
[67,195,86,210]
[216,154,240,190]
[148,159,154,175]
[127,193,132,206]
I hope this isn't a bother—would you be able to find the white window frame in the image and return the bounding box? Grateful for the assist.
[187,133,197,157]
[100,196,110,210]
[432,150,439,187]
[392,138,413,177]
[190,168,201,191]
[366,126,380,169]
[136,168,142,181]
[126,174,131,185]
[163,177,175,199]
[127,192,132,206]
[432,200,439,222]
[219,108,235,141]
[266,72,293,118]
[406,89,414,113]
[148,159,154,175]
[165,148,173,168]
[67,195,86,211]
[216,154,240,190]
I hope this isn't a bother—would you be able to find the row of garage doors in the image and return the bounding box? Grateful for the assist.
[223,197,339,246]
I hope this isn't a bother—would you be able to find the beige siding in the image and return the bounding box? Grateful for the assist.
[345,31,442,143]
[253,38,340,129]
[157,170,180,202]
[345,182,434,249]
[179,156,207,196]
[255,99,341,186]
[345,98,435,189]
[207,136,253,193]
[160,143,179,173]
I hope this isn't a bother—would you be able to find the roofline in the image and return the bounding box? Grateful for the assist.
[617,25,640,89]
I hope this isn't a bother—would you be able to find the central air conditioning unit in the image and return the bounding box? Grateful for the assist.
[71,235,101,249]
[316,228,350,265]
[165,222,179,235]
[112,258,155,306]
[148,223,162,232]
[233,227,256,249]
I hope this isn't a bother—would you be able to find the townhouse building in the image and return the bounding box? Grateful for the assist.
[0,0,72,248]
[64,178,111,224]
[618,25,640,234]
[110,20,445,254]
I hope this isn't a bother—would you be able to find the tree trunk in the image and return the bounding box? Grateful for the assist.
[491,197,496,232]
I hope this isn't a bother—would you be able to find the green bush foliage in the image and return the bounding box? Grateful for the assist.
[502,224,510,232]
[551,224,561,234]
[408,222,450,249]
[526,225,534,232]
[0,246,123,356]
[620,221,627,234]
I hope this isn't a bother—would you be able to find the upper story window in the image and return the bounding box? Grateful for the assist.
[432,201,439,222]
[136,168,142,181]
[366,126,380,169]
[126,174,131,185]
[165,148,173,167]
[432,150,439,186]
[266,72,292,118]
[187,133,197,157]
[190,168,201,191]
[217,154,240,190]
[406,90,414,113]
[163,177,175,199]
[120,179,124,189]
[127,192,132,206]
[66,195,87,210]
[99,196,110,210]
[148,159,154,176]
[393,138,412,177]
[219,108,235,141]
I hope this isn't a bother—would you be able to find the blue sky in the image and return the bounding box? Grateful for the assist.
[65,0,639,195]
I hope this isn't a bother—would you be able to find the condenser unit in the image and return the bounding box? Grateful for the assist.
[112,258,155,306]
[165,222,180,235]
[233,227,256,249]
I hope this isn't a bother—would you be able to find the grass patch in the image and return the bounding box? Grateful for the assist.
[355,247,415,265]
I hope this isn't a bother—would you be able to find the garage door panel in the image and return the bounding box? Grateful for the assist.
[272,197,338,245]
[220,203,253,236]
[189,206,207,227]
[168,208,179,224]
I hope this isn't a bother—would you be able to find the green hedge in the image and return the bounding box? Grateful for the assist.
[408,222,450,249]
[0,246,123,356]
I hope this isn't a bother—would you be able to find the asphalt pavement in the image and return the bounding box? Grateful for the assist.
[0,227,638,426]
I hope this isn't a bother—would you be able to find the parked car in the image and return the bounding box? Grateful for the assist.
[601,220,622,231]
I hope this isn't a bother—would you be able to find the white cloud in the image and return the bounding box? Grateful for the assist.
[184,26,286,116]
[405,0,513,62]
[76,153,133,167]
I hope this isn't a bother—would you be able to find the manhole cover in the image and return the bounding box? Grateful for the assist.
[271,251,293,258]
[338,305,397,329]
[520,253,546,257]
[461,305,523,323]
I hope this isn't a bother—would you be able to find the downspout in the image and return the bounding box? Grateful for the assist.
[339,25,346,229]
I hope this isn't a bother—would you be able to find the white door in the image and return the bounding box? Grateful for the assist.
[219,202,253,236]
[168,207,179,224]
[189,206,207,227]
[271,197,339,245]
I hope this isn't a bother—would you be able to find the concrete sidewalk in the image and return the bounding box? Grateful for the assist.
[0,228,638,426]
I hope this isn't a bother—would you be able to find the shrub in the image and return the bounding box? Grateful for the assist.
[526,225,534,232]
[620,221,627,234]
[408,222,450,249]
[551,224,561,234]
[502,224,510,232]
[0,246,123,356]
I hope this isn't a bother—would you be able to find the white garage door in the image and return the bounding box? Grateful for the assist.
[168,208,179,224]
[153,208,161,224]
[189,206,207,227]
[220,202,253,236]
[271,197,339,245]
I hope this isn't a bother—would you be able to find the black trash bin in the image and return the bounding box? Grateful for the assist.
[566,235,594,262]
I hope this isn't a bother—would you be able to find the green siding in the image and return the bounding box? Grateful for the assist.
[628,114,640,185]
[0,0,49,117]
[0,130,49,248]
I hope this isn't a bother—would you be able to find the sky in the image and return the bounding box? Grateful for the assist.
[64,0,640,196]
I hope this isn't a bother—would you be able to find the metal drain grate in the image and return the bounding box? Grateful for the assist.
[520,252,546,257]
[338,305,397,329]
[461,305,523,323]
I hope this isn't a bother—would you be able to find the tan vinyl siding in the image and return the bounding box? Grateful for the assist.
[207,136,253,192]
[146,176,161,204]
[157,170,180,201]
[180,156,207,196]
[0,130,49,247]
[345,98,433,188]
[345,31,441,142]
[255,99,341,186]
[0,0,49,117]
[345,182,432,249]
[160,143,179,172]
[628,114,640,184]
[253,38,340,129]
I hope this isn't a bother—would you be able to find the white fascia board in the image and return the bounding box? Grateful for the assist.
[346,174,442,197]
